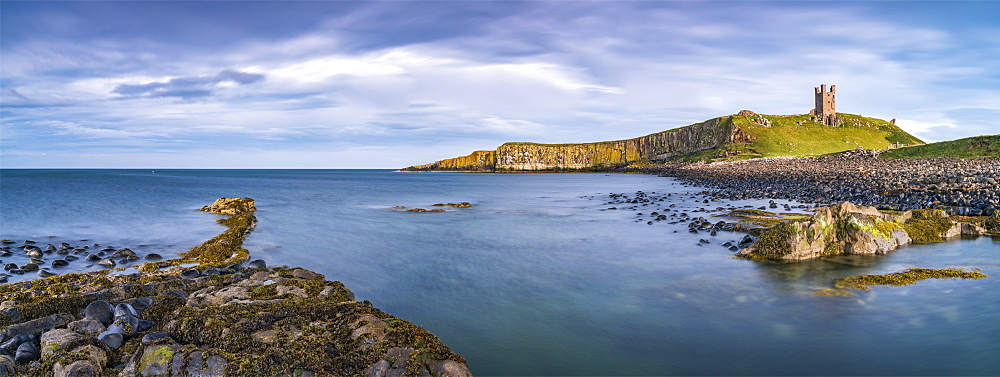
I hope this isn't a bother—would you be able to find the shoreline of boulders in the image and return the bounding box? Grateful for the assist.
[629,155,1000,216]
[1,198,472,377]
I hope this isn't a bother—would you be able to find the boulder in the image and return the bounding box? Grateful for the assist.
[14,341,39,364]
[183,350,227,377]
[1,313,74,339]
[738,202,912,261]
[136,344,182,376]
[39,328,83,358]
[53,360,100,377]
[84,300,114,326]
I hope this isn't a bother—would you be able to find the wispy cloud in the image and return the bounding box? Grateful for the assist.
[112,69,264,99]
[1,1,998,167]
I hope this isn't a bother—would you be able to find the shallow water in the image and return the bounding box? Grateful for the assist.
[2,169,998,375]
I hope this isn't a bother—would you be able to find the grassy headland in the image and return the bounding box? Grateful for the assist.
[881,135,1000,158]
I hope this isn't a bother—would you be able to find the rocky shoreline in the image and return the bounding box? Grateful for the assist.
[628,154,1000,216]
[1,198,471,377]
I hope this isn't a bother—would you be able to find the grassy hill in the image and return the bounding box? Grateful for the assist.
[403,112,926,171]
[881,135,1000,158]
[677,113,924,162]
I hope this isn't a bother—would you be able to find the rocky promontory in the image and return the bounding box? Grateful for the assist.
[0,198,471,377]
[402,112,921,172]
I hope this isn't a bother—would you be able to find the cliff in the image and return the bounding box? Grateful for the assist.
[403,117,752,171]
[402,112,923,172]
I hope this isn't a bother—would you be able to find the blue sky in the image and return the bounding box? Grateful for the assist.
[2,1,998,168]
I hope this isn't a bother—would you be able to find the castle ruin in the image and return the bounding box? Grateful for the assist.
[811,84,837,126]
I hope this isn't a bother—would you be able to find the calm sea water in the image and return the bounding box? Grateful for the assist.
[2,169,998,376]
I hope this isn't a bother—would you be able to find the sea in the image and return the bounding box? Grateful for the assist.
[1,169,998,376]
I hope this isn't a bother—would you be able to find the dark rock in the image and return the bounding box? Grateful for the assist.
[14,341,39,364]
[130,297,154,312]
[246,259,267,269]
[1,313,73,338]
[738,235,755,248]
[64,255,79,261]
[97,331,123,349]
[96,258,115,268]
[291,269,322,280]
[51,259,69,267]
[113,303,138,319]
[67,318,106,337]
[20,263,38,272]
[137,320,156,332]
[225,263,242,272]
[84,300,115,326]
[180,269,201,279]
[53,360,101,377]
[0,355,13,376]
[141,331,171,344]
[37,270,57,278]
[144,253,162,260]
[184,350,227,377]
[201,268,220,276]
[108,315,139,337]
[0,335,34,354]
[2,264,14,271]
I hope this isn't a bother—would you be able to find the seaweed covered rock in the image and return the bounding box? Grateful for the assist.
[200,197,257,215]
[0,197,472,377]
[737,202,912,261]
[0,265,471,376]
[738,202,994,261]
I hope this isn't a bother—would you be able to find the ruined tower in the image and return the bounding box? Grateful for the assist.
[813,84,837,125]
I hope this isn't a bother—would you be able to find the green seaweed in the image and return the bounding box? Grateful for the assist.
[834,268,987,291]
[903,209,955,244]
[739,221,797,260]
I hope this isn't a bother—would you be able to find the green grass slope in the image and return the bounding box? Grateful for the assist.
[677,113,924,161]
[881,135,1000,158]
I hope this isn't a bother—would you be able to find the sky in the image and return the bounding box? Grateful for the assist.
[2,1,998,168]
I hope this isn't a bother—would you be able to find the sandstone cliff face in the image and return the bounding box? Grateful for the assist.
[402,117,754,171]
[404,150,497,172]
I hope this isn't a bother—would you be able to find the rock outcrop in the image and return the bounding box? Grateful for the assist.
[403,117,753,171]
[737,202,992,261]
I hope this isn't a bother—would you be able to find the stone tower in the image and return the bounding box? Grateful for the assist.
[813,84,837,125]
